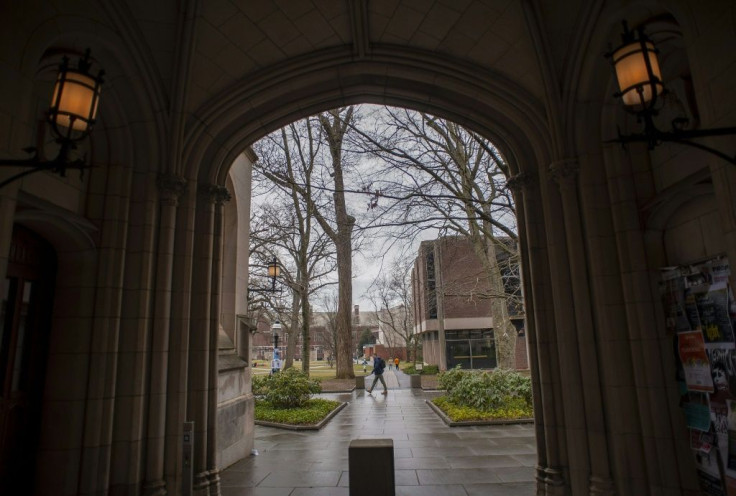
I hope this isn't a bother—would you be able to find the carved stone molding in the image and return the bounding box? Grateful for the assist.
[141,479,166,496]
[156,174,187,206]
[506,172,536,192]
[198,184,231,205]
[548,159,579,186]
[589,475,616,495]
[537,466,566,495]
[193,471,209,491]
[207,469,221,493]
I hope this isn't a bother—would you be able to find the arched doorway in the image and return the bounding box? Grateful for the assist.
[0,225,57,491]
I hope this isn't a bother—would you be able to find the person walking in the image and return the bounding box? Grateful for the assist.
[394,357,399,370]
[367,355,388,395]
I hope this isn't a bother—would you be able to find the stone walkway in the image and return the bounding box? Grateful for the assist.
[220,371,537,495]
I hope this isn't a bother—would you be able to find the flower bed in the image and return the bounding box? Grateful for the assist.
[428,367,534,425]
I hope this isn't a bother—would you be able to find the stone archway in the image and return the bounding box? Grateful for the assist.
[179,49,565,494]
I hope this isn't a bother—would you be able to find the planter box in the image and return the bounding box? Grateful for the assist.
[410,374,421,388]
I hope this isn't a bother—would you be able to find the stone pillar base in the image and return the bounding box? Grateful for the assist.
[349,439,394,495]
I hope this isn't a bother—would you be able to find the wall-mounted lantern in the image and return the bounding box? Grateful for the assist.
[606,22,735,164]
[0,49,104,188]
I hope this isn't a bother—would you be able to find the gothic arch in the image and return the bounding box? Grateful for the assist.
[179,48,554,187]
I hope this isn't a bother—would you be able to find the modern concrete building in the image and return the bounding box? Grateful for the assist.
[1,2,735,495]
[412,236,526,370]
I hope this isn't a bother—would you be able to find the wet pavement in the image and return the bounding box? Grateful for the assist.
[220,370,537,495]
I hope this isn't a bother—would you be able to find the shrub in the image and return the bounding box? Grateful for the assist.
[437,367,532,412]
[421,364,439,375]
[437,365,465,391]
[254,368,322,408]
[252,374,270,396]
[404,364,440,375]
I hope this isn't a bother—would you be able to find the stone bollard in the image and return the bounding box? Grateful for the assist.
[349,438,394,496]
[356,375,365,390]
[410,374,421,388]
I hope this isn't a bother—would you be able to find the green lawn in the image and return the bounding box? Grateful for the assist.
[251,360,370,378]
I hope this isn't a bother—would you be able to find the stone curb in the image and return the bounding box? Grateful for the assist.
[255,401,348,431]
[319,387,356,393]
[425,400,534,427]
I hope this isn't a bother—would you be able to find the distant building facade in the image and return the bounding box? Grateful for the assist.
[412,236,526,371]
[249,305,380,362]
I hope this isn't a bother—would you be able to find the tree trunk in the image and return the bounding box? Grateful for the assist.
[284,291,300,369]
[334,217,355,378]
[301,292,310,372]
[484,238,516,368]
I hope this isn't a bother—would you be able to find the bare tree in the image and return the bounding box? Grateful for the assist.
[316,290,339,362]
[250,122,337,372]
[252,108,360,378]
[367,258,418,364]
[351,107,520,368]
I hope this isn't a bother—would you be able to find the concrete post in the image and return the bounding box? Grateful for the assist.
[349,439,394,496]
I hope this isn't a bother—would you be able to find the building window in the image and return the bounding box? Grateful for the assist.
[425,246,437,319]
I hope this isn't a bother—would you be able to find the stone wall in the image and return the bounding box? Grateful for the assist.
[217,353,254,470]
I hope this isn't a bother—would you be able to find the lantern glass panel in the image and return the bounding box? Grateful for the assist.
[268,262,280,278]
[613,41,663,106]
[51,71,99,131]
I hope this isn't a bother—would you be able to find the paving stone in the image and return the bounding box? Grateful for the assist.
[221,382,536,495]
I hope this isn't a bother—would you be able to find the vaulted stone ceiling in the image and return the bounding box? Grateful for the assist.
[115,0,577,117]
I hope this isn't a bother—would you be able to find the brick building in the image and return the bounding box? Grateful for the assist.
[412,236,526,371]
[249,305,379,362]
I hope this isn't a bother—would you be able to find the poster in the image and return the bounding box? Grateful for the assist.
[679,331,715,392]
[728,399,736,473]
[698,289,735,344]
[667,258,736,492]
[661,269,693,334]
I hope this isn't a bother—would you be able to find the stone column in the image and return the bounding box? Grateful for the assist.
[190,184,217,495]
[77,161,133,494]
[508,172,566,495]
[206,185,230,495]
[143,174,187,495]
[549,159,614,495]
[165,184,197,494]
[535,162,591,494]
[0,190,17,283]
[601,143,697,492]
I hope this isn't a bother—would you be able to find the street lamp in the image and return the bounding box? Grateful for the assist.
[267,257,280,291]
[248,256,281,300]
[0,49,105,188]
[271,320,282,373]
[605,22,736,164]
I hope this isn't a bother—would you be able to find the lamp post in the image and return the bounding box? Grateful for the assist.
[0,49,105,187]
[248,256,281,301]
[271,320,282,374]
[605,22,736,164]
